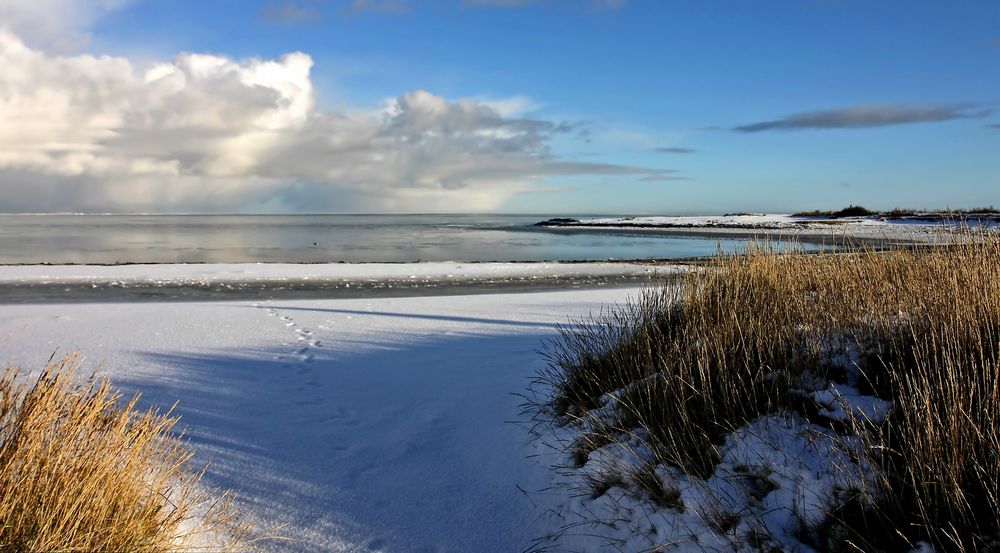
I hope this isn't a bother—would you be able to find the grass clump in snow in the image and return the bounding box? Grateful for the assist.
[535,232,1000,552]
[542,242,830,478]
[0,355,249,553]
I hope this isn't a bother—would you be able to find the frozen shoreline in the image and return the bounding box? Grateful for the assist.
[535,213,995,243]
[0,261,678,303]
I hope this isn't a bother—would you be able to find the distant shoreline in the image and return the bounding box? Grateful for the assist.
[532,212,996,244]
[528,224,933,245]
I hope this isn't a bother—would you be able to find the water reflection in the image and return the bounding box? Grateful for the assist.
[0,214,818,264]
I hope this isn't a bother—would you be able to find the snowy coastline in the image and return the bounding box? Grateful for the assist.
[0,261,669,284]
[535,213,997,243]
[0,250,972,551]
[0,261,677,303]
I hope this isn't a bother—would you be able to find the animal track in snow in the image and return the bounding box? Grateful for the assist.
[254,303,322,364]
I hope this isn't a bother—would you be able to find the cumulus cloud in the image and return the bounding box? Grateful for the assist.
[0,31,668,213]
[0,0,129,51]
[733,103,987,132]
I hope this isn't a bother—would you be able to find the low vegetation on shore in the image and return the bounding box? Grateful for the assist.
[0,356,248,552]
[531,233,999,551]
[793,205,999,219]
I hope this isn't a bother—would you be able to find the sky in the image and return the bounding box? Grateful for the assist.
[0,0,998,214]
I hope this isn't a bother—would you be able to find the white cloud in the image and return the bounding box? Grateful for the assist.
[0,30,667,213]
[477,95,540,117]
[0,0,130,51]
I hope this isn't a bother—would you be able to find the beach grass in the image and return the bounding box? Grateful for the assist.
[794,205,999,219]
[537,232,1000,551]
[0,355,248,552]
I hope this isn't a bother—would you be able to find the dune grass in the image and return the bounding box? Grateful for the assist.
[537,233,1000,551]
[0,355,248,552]
[794,205,999,219]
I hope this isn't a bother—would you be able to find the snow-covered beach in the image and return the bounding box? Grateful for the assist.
[0,261,655,551]
[0,260,897,552]
[0,220,988,551]
[0,286,642,551]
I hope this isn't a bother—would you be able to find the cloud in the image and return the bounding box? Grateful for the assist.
[986,123,1000,129]
[260,1,324,24]
[0,0,129,51]
[654,147,695,154]
[639,174,690,182]
[991,38,1000,47]
[733,104,987,132]
[476,95,539,117]
[0,30,667,213]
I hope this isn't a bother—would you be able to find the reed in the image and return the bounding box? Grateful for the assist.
[538,232,1000,550]
[0,355,248,552]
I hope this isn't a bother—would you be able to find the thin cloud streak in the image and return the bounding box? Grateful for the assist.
[640,174,692,182]
[654,147,696,154]
[733,103,988,132]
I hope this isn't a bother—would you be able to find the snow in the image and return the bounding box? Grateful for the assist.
[0,261,663,284]
[529,343,895,551]
[0,268,898,551]
[810,382,892,423]
[542,413,877,552]
[0,287,642,552]
[540,213,997,242]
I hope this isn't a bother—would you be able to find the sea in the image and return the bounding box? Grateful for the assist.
[0,213,781,265]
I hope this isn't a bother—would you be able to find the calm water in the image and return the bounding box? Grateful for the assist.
[0,214,772,264]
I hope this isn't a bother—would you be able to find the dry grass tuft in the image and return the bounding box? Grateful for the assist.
[0,355,248,552]
[537,231,1000,551]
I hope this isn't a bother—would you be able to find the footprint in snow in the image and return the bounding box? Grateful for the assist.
[258,304,324,366]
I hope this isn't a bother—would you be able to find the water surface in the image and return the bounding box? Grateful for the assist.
[0,214,786,264]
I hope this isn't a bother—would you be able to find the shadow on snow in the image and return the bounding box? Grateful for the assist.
[113,329,565,553]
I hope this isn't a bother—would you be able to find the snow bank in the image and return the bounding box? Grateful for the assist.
[0,261,665,284]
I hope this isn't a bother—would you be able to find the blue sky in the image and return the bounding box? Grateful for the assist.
[1,0,998,213]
